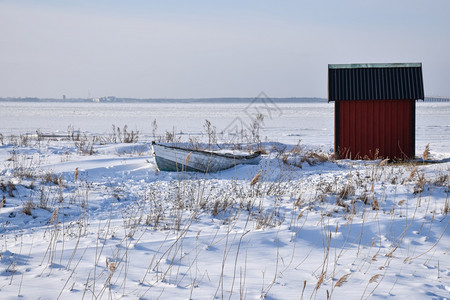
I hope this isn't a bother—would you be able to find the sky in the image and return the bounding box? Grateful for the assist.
[1,0,449,99]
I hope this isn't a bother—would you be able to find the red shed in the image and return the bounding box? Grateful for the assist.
[328,63,424,160]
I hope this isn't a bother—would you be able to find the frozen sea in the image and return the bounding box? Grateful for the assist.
[1,100,449,156]
[0,100,449,299]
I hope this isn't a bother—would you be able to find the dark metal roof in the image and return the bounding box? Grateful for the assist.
[328,63,425,101]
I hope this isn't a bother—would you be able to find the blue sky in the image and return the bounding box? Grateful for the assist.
[1,0,449,98]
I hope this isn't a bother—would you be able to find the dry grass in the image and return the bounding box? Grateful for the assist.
[22,200,35,215]
[250,171,261,186]
[371,197,379,210]
[338,184,355,200]
[369,274,381,283]
[335,273,351,287]
[1,127,448,299]
[422,143,430,161]
[378,158,389,166]
[278,143,332,169]
[433,174,449,187]
[315,272,325,291]
[49,208,59,224]
[43,171,59,185]
[7,181,16,197]
[302,151,331,166]
[414,173,427,194]
[409,166,418,181]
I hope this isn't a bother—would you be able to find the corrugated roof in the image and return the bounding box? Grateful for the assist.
[328,63,424,101]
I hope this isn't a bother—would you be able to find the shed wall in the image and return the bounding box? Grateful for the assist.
[335,100,415,159]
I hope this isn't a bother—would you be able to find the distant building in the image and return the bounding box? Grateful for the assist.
[92,96,117,103]
[328,63,424,160]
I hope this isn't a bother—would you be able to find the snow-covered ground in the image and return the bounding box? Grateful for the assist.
[0,101,449,299]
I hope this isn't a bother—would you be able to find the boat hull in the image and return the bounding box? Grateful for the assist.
[151,142,261,172]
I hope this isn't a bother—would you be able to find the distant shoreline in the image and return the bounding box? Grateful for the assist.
[1,97,448,103]
[0,97,327,103]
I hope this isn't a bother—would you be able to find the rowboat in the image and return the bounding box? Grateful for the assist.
[151,142,261,172]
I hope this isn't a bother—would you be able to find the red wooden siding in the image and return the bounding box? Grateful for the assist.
[335,99,415,159]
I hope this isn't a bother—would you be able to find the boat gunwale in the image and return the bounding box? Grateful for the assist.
[151,141,261,160]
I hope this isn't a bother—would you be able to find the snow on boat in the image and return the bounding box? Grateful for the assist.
[151,142,261,172]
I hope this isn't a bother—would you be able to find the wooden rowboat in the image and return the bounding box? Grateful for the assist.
[151,142,261,172]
